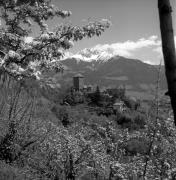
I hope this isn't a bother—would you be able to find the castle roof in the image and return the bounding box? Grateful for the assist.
[73,73,84,78]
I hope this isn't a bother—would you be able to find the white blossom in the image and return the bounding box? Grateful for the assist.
[64,40,74,48]
[62,10,72,16]
[34,71,41,80]
[26,19,32,26]
[113,162,121,168]
[68,40,74,47]
[8,50,17,58]
[24,36,33,44]
[41,33,50,40]
[18,67,25,72]
[0,58,5,65]
[87,25,91,30]
[34,1,38,7]
[8,50,20,60]
[31,41,40,46]
[47,8,54,16]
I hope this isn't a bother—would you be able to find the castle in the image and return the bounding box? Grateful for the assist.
[73,73,92,92]
[73,73,84,91]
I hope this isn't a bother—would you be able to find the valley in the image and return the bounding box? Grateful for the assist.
[56,56,167,100]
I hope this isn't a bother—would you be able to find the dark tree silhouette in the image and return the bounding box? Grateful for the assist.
[158,0,176,125]
[94,86,101,104]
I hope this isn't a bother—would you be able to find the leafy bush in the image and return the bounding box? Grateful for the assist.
[51,105,70,126]
[123,97,140,110]
[106,86,126,101]
[117,113,132,125]
[87,87,102,106]
[124,137,149,155]
[96,107,114,117]
[134,113,146,128]
[116,111,146,130]
[0,162,25,180]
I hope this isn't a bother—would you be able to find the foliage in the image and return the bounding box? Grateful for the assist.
[1,82,176,180]
[88,86,102,106]
[0,79,35,163]
[116,111,146,130]
[123,96,140,110]
[51,105,70,127]
[0,161,25,180]
[124,137,149,156]
[63,90,85,105]
[1,1,176,180]
[0,0,111,82]
[106,86,126,102]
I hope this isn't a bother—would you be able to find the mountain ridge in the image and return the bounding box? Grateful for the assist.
[60,56,167,92]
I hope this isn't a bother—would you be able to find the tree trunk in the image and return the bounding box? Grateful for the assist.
[158,0,176,125]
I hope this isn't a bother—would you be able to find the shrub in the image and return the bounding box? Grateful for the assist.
[124,137,149,156]
[116,111,146,130]
[0,162,25,180]
[117,113,132,125]
[133,113,146,128]
[123,97,140,110]
[107,86,126,100]
[51,105,70,127]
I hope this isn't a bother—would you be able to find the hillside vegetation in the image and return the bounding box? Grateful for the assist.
[0,0,176,179]
[0,76,176,180]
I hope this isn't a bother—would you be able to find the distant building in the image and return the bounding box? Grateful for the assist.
[113,100,126,113]
[83,85,93,92]
[87,85,93,92]
[73,73,84,91]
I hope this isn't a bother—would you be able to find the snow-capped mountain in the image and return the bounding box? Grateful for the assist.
[57,45,167,98]
[64,46,121,62]
[63,36,162,64]
[60,56,167,93]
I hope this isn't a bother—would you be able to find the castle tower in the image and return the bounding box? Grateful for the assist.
[73,73,84,91]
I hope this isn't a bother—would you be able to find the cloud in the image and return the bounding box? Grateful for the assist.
[90,35,161,58]
[24,35,164,65]
[92,36,160,59]
[66,35,162,64]
[23,35,176,65]
[153,36,176,59]
[153,47,163,63]
[62,35,176,65]
[153,46,162,54]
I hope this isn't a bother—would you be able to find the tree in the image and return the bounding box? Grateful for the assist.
[0,0,111,176]
[88,86,102,106]
[0,0,110,83]
[158,0,176,125]
[94,86,101,105]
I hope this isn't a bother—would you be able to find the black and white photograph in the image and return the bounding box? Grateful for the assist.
[0,0,176,179]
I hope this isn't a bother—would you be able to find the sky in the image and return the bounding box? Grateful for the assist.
[50,0,176,65]
[24,0,176,64]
